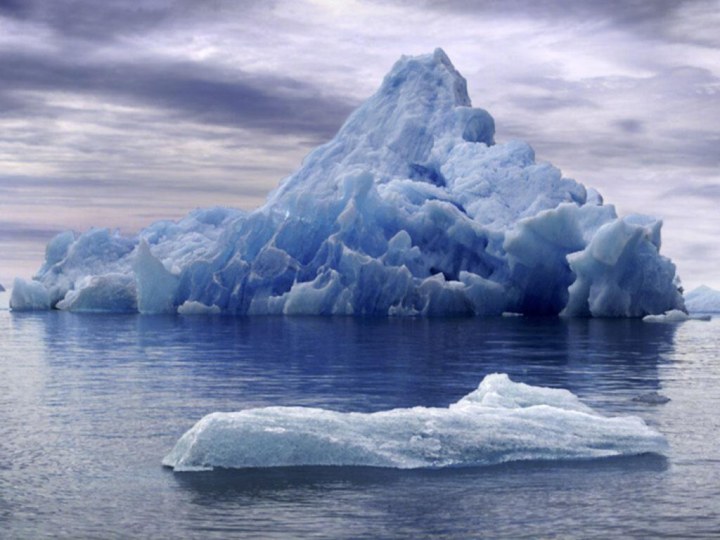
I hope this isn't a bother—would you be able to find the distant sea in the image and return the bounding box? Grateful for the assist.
[1,307,719,538]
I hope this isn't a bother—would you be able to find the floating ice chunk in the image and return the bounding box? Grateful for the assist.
[9,278,51,311]
[642,309,710,323]
[0,282,5,292]
[56,273,137,313]
[163,373,667,472]
[643,309,689,323]
[685,285,720,313]
[177,300,221,315]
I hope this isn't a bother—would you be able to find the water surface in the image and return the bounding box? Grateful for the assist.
[1,311,718,538]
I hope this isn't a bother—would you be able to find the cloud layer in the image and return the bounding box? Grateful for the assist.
[0,0,718,289]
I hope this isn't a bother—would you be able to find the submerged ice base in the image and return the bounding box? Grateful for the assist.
[13,50,684,317]
[162,374,667,471]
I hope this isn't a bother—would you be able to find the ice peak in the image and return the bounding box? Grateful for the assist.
[270,50,496,204]
[380,48,472,108]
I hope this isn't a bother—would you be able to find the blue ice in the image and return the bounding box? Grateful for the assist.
[11,50,684,317]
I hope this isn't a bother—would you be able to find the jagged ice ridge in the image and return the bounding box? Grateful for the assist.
[11,49,684,317]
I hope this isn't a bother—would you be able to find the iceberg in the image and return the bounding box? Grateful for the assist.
[162,373,667,471]
[13,49,684,317]
[9,277,51,311]
[685,285,720,313]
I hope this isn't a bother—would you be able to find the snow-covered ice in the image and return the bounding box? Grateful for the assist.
[685,285,720,313]
[12,49,684,317]
[162,373,667,471]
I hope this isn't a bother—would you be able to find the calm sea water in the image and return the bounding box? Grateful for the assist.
[0,306,719,539]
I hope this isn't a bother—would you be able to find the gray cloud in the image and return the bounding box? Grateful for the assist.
[0,0,268,42]
[0,51,356,140]
[615,119,644,134]
[0,221,62,242]
[389,0,713,44]
[589,132,720,169]
[673,241,720,267]
[506,94,598,112]
[0,0,30,17]
[662,183,720,201]
[493,61,720,175]
[0,173,280,201]
[0,92,37,118]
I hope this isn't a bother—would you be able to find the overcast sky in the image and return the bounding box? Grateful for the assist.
[0,0,718,290]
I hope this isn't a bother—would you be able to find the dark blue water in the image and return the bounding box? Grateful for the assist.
[1,311,719,538]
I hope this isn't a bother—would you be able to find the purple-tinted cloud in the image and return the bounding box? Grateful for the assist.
[662,183,720,201]
[388,0,717,45]
[0,51,356,140]
[0,0,269,42]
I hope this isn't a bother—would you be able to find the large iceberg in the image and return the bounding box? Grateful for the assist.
[12,49,684,317]
[162,373,667,471]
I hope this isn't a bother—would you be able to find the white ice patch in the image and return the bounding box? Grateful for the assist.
[162,374,667,472]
